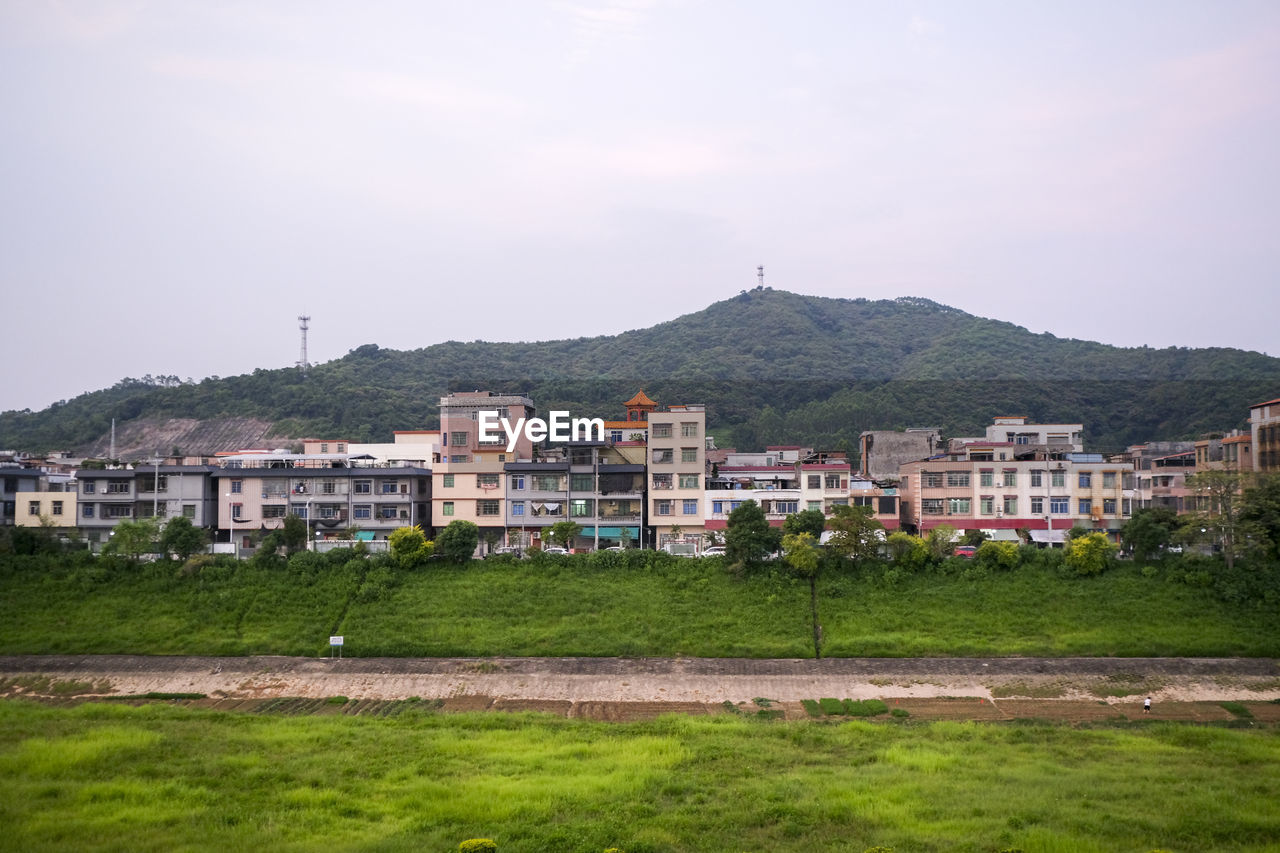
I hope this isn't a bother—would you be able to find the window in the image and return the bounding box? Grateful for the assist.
[980,497,994,515]
[450,455,469,463]
[922,499,944,515]
[947,498,970,515]
[381,481,399,494]
[946,471,970,488]
[354,480,372,495]
[450,431,469,447]
[83,481,96,494]
[82,504,95,518]
[655,500,672,516]
[652,473,672,490]
[1079,498,1093,515]
[231,503,243,519]
[532,474,562,492]
[571,474,593,491]
[652,423,672,438]
[922,471,943,488]
[510,475,525,490]
[681,422,698,437]
[322,481,336,494]
[1030,470,1043,488]
[825,474,841,489]
[441,502,454,517]
[852,496,875,507]
[980,470,994,487]
[1122,498,1132,517]
[511,501,525,517]
[712,500,724,514]
[1103,498,1117,515]
[1103,471,1116,489]
[441,474,454,488]
[354,505,372,520]
[28,501,39,516]
[652,449,673,464]
[1030,496,1043,514]
[1050,497,1070,514]
[570,499,593,518]
[478,500,500,516]
[807,500,822,511]
[1003,470,1017,487]
[1078,472,1092,488]
[477,473,500,488]
[610,430,623,443]
[878,496,897,515]
[681,447,697,463]
[105,505,132,518]
[263,505,287,518]
[680,499,698,515]
[336,443,345,453]
[678,474,699,489]
[1051,471,1065,488]
[380,506,399,520]
[230,480,243,494]
[807,475,820,489]
[107,481,130,494]
[183,504,196,519]
[1003,496,1017,515]
[291,503,308,519]
[320,443,329,453]
[772,500,796,514]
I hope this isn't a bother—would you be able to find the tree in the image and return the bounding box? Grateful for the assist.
[435,520,480,563]
[281,514,309,554]
[783,508,826,539]
[824,505,884,564]
[160,516,207,560]
[1239,473,1280,564]
[1184,470,1248,569]
[961,529,989,547]
[925,524,957,561]
[885,531,928,571]
[389,525,433,569]
[1064,531,1118,576]
[103,518,160,563]
[782,532,824,659]
[1121,507,1180,563]
[548,520,583,550]
[725,500,780,567]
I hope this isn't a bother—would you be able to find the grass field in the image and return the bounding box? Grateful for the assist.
[3,552,1278,658]
[1,699,1278,852]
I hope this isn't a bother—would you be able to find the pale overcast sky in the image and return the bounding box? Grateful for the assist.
[2,1,1278,413]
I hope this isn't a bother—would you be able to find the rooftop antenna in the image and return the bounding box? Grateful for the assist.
[757,265,764,288]
[297,315,311,376]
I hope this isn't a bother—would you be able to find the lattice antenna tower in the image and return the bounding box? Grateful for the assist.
[297,314,311,376]
[757,265,764,288]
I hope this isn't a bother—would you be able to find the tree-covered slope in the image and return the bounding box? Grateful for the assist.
[3,289,1277,455]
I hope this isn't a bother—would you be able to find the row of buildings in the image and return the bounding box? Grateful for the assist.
[3,392,1278,554]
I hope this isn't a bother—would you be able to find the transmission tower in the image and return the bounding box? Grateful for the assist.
[297,315,311,375]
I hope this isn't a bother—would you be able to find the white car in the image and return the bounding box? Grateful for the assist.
[702,546,726,557]
[540,546,570,555]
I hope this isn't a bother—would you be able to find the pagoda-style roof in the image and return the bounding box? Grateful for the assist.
[623,389,657,408]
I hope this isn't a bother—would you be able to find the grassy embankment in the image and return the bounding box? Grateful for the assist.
[1,700,1278,852]
[3,551,1277,658]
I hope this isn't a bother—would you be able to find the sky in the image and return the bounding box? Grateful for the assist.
[2,1,1278,414]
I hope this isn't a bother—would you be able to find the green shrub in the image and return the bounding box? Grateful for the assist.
[975,540,1020,572]
[1064,532,1118,576]
[844,698,889,717]
[326,696,349,705]
[458,839,497,853]
[818,697,845,715]
[800,699,821,717]
[890,707,909,718]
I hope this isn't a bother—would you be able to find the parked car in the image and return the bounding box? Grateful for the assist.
[540,546,570,555]
[953,545,978,558]
[702,546,727,557]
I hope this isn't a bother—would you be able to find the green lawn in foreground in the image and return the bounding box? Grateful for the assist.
[3,552,1278,657]
[1,700,1278,852]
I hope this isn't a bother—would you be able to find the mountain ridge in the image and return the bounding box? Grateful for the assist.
[2,289,1276,457]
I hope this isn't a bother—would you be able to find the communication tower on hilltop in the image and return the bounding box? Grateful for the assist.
[757,265,765,288]
[297,315,311,376]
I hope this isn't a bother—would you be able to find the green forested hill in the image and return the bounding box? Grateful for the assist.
[3,289,1277,455]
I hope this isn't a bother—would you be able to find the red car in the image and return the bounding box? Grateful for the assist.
[953,545,978,558]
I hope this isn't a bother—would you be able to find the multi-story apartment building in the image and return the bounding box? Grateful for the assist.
[899,446,1133,544]
[72,465,220,550]
[432,392,535,545]
[1251,397,1280,474]
[647,403,706,550]
[13,473,77,533]
[212,453,429,550]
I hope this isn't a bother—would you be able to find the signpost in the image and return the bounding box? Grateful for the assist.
[329,635,344,659]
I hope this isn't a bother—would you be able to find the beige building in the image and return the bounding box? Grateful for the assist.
[648,403,706,550]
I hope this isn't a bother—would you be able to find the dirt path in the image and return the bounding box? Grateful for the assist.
[3,655,1279,717]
